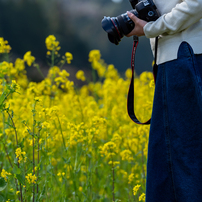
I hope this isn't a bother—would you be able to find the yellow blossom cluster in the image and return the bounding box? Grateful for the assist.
[15,147,27,163]
[88,49,101,62]
[25,173,37,184]
[89,50,106,77]
[0,52,34,87]
[76,70,86,81]
[65,52,73,64]
[120,149,134,162]
[45,35,61,54]
[23,51,35,66]
[99,141,117,160]
[128,173,135,184]
[0,37,11,53]
[139,193,146,201]
[133,184,141,195]
[1,169,11,182]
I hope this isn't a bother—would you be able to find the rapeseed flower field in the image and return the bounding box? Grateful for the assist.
[0,35,154,202]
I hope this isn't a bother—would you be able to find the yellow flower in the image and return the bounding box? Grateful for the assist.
[108,161,120,166]
[59,69,70,78]
[65,52,73,64]
[128,173,134,184]
[76,70,86,81]
[10,67,17,75]
[48,66,60,77]
[105,64,119,80]
[120,149,134,162]
[133,184,141,195]
[125,68,132,79]
[47,51,51,55]
[79,186,83,192]
[15,148,26,164]
[1,169,11,182]
[15,58,25,71]
[54,77,65,85]
[25,173,37,184]
[139,193,146,202]
[11,80,21,92]
[100,141,117,159]
[45,35,60,51]
[88,50,101,62]
[140,71,153,84]
[0,37,11,53]
[149,80,155,88]
[15,148,22,158]
[0,61,13,75]
[23,51,35,66]
[16,191,20,195]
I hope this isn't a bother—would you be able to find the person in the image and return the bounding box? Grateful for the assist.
[126,0,202,201]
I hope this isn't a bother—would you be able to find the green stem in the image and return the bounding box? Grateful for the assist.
[2,112,20,199]
[37,130,40,195]
[2,142,13,168]
[6,110,23,202]
[112,160,115,202]
[6,110,18,146]
[51,49,55,68]
[57,115,67,153]
[1,112,13,168]
[34,63,45,79]
[59,59,66,69]
[32,102,37,202]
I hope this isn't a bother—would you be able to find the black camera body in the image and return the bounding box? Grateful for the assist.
[101,0,160,45]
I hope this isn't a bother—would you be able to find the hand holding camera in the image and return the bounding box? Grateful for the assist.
[126,11,147,37]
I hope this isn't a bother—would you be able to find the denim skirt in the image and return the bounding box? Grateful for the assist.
[146,42,202,202]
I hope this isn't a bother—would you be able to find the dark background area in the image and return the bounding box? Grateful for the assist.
[0,0,154,81]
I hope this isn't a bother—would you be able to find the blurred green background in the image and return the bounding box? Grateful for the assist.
[0,0,153,81]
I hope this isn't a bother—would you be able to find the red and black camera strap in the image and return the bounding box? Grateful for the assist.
[127,36,158,125]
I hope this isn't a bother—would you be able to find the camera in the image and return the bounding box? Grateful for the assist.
[101,0,160,45]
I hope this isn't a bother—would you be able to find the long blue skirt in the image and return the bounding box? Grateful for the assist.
[146,42,202,202]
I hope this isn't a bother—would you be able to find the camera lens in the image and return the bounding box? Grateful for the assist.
[101,16,123,45]
[101,10,137,45]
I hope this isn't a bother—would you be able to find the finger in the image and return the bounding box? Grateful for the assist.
[127,11,138,22]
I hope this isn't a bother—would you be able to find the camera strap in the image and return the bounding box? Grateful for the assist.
[127,36,158,125]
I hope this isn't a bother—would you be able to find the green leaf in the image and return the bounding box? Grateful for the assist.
[4,121,14,128]
[16,174,25,184]
[0,177,7,191]
[13,165,21,175]
[39,183,46,200]
[0,195,5,201]
[0,92,6,106]
[19,138,25,149]
[62,157,71,164]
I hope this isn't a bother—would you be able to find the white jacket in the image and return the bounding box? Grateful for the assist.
[143,0,202,64]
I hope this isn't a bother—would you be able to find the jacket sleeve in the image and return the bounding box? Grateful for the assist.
[143,0,202,38]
